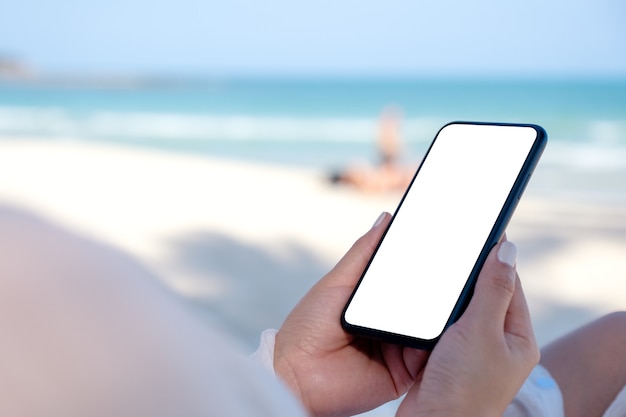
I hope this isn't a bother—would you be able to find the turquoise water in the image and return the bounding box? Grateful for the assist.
[0,78,625,201]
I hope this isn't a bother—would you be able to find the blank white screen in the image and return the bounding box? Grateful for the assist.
[344,123,537,341]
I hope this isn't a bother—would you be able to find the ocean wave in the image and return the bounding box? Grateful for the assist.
[541,140,626,171]
[0,106,624,172]
[0,106,443,143]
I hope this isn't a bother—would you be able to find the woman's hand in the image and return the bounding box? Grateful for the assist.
[274,212,429,417]
[397,240,539,417]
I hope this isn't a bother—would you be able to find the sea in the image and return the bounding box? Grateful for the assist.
[0,77,625,203]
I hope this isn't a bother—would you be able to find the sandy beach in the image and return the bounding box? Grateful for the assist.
[0,137,625,355]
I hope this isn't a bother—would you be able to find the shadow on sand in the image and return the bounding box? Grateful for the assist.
[165,231,332,350]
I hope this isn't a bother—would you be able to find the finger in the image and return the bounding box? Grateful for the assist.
[504,275,537,350]
[396,371,424,417]
[461,241,518,331]
[323,212,391,288]
[381,343,429,382]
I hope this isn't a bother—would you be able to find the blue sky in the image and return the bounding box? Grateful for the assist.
[0,0,625,78]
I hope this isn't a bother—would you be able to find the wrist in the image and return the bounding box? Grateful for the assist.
[253,329,314,414]
[273,331,310,413]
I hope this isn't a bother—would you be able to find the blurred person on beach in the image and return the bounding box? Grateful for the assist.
[330,106,416,193]
[1,207,626,417]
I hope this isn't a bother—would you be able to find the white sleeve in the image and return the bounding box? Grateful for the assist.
[603,385,626,417]
[503,365,564,417]
[190,325,309,417]
[250,328,278,375]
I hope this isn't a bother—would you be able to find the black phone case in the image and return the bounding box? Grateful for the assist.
[341,121,547,350]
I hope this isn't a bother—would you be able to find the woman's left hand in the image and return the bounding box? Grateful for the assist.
[274,212,429,417]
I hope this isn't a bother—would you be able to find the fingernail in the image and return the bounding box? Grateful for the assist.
[497,241,517,267]
[372,212,386,229]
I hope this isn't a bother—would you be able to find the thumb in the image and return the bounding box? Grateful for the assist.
[324,212,391,288]
[461,240,518,331]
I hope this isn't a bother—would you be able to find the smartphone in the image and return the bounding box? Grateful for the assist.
[341,121,547,350]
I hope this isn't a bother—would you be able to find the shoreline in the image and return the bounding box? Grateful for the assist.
[0,138,624,349]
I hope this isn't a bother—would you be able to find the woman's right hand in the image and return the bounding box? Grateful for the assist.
[397,240,540,417]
